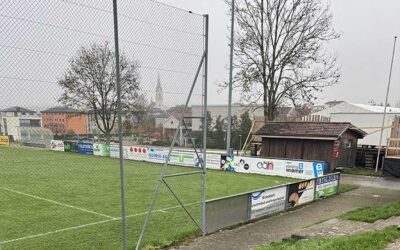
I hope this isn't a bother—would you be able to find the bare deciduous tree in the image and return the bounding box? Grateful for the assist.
[231,0,340,121]
[58,42,141,142]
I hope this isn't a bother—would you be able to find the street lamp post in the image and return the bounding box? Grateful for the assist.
[239,134,242,156]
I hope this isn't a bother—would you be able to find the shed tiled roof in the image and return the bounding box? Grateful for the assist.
[255,122,366,139]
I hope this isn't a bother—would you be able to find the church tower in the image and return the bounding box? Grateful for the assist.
[155,73,163,109]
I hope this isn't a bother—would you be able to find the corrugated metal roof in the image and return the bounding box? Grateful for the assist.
[312,102,400,117]
[350,103,400,113]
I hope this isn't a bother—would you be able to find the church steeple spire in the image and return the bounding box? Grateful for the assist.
[156,73,163,109]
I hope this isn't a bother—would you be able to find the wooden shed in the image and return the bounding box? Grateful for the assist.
[254,122,366,171]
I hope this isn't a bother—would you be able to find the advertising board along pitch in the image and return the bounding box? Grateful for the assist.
[126,146,148,161]
[77,142,93,155]
[220,155,325,179]
[50,140,65,152]
[205,173,341,234]
[0,135,10,146]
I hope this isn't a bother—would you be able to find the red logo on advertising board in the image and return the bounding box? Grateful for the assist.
[129,147,147,154]
[332,140,340,159]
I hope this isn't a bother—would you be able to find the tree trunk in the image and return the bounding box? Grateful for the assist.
[263,85,269,123]
[105,131,111,144]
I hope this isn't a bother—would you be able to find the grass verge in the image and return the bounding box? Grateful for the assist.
[341,201,400,223]
[257,226,400,250]
[341,167,383,177]
[338,183,358,193]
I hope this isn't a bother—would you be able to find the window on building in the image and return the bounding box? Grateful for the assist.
[30,120,41,127]
[348,139,354,148]
[3,118,7,134]
[345,139,354,148]
[19,119,30,127]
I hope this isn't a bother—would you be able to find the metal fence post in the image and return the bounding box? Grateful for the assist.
[226,0,234,153]
[313,177,318,201]
[112,1,127,249]
[202,14,209,237]
[376,36,397,173]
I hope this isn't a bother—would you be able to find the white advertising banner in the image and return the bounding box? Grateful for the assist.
[194,153,221,169]
[110,144,128,159]
[250,186,287,219]
[50,140,65,152]
[169,150,195,166]
[126,146,149,161]
[221,156,324,179]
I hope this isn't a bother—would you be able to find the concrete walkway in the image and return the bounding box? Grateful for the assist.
[341,174,400,191]
[173,175,400,250]
[294,216,400,239]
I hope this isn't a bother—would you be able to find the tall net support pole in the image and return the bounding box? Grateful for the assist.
[136,53,206,250]
[202,14,209,237]
[113,0,128,249]
[226,0,235,154]
[375,36,397,173]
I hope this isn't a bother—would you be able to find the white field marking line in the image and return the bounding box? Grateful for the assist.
[125,202,200,219]
[1,202,200,244]
[0,186,115,219]
[1,218,117,244]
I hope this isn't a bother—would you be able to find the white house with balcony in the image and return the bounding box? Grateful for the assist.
[0,106,41,140]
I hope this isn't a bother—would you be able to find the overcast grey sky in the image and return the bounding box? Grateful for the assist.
[159,0,400,106]
[1,0,399,110]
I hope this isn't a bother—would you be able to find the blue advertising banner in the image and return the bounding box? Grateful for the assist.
[77,142,93,155]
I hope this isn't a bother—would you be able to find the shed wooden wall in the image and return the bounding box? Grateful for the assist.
[336,132,358,168]
[261,132,359,171]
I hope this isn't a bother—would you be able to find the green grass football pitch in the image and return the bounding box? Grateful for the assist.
[0,146,296,249]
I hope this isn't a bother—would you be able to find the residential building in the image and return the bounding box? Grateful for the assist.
[41,107,87,135]
[0,106,41,140]
[163,114,190,144]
